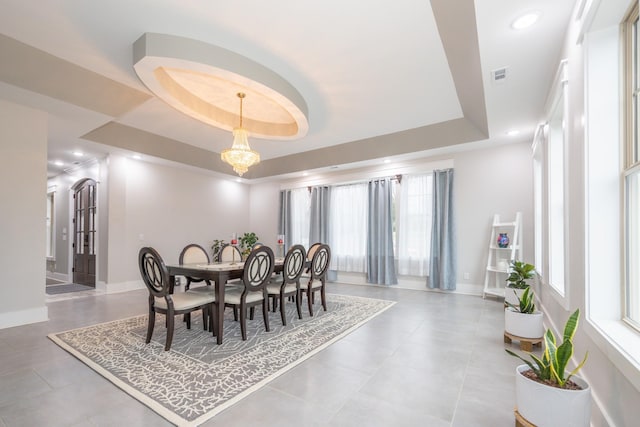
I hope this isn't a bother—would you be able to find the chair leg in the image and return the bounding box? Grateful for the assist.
[272,296,278,312]
[262,299,270,332]
[240,302,248,340]
[295,291,302,319]
[146,308,155,344]
[233,306,239,321]
[279,294,287,325]
[307,287,314,316]
[202,307,208,330]
[249,307,255,320]
[185,313,191,329]
[321,282,327,311]
[165,310,175,351]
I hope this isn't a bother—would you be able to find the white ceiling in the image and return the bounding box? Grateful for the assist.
[0,0,576,179]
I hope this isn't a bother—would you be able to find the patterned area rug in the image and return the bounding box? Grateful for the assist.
[48,293,394,426]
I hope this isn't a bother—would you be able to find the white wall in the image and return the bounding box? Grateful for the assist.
[249,182,280,248]
[270,141,533,294]
[533,1,640,426]
[0,100,48,328]
[104,155,251,289]
[454,142,534,291]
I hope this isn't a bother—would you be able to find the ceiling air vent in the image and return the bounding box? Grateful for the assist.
[491,67,508,84]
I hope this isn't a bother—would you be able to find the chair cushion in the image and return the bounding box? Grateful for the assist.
[155,291,215,310]
[266,282,297,294]
[300,280,322,290]
[225,287,264,305]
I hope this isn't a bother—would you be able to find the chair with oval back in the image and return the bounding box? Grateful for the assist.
[217,244,243,263]
[224,246,275,340]
[266,244,306,325]
[138,247,216,351]
[179,244,211,291]
[299,244,331,316]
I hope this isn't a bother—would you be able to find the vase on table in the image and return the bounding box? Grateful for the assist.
[277,234,285,258]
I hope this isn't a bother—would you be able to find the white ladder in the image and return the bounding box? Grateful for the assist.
[482,212,522,299]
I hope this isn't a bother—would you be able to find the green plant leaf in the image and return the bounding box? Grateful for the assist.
[563,309,580,342]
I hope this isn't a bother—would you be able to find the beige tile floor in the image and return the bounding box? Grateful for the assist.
[0,283,523,426]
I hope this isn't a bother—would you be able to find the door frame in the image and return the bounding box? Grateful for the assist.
[68,177,99,286]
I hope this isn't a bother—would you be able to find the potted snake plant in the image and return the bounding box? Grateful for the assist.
[506,309,590,426]
[505,260,535,306]
[504,287,544,339]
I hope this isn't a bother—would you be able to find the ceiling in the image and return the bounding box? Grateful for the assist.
[0,0,576,180]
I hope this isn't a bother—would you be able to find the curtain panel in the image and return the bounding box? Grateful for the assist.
[428,169,456,290]
[367,178,398,285]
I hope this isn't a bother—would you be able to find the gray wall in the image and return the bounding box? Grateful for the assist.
[0,99,48,328]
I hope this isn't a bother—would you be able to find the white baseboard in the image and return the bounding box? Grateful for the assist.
[96,280,145,294]
[0,306,48,330]
[46,272,69,282]
[334,272,482,296]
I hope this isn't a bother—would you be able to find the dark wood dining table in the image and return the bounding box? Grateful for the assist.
[166,259,285,344]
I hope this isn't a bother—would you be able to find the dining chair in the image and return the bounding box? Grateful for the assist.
[178,244,211,291]
[266,244,306,325]
[224,245,275,340]
[217,244,243,263]
[299,244,331,316]
[138,247,216,351]
[303,242,322,274]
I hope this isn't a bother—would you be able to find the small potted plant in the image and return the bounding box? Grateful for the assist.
[506,309,590,426]
[239,232,259,258]
[211,239,226,261]
[505,260,535,306]
[504,287,544,339]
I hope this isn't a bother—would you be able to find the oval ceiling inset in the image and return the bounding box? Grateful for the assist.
[133,33,309,140]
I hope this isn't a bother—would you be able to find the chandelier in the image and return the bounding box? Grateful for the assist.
[221,92,260,176]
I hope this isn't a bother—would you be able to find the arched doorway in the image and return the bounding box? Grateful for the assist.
[72,178,97,287]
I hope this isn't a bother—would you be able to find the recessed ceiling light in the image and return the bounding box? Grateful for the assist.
[506,130,520,136]
[54,160,64,166]
[384,159,391,164]
[236,178,242,183]
[72,151,84,157]
[302,172,309,176]
[132,154,142,160]
[512,12,540,30]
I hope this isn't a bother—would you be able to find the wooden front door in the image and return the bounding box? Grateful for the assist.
[73,179,96,286]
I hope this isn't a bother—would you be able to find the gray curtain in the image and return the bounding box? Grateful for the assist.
[367,178,397,285]
[309,186,337,281]
[278,190,293,250]
[429,169,456,290]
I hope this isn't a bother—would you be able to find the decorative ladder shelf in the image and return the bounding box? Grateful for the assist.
[482,212,522,299]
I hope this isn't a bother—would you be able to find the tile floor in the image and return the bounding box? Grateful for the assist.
[0,284,525,426]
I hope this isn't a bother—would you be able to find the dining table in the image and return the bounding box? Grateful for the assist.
[166,258,285,344]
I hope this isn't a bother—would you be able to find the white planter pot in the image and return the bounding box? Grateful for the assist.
[505,308,544,339]
[504,287,527,306]
[515,364,591,427]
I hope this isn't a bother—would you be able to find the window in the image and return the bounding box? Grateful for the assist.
[547,87,567,295]
[625,3,640,329]
[289,188,310,250]
[329,183,368,272]
[46,190,55,259]
[396,174,433,276]
[532,128,544,277]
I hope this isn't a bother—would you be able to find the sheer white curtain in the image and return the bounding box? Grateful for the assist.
[396,174,433,276]
[329,183,368,272]
[290,187,311,249]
